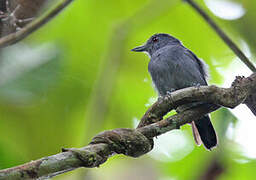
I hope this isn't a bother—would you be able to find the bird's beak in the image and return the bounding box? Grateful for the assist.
[131,44,147,52]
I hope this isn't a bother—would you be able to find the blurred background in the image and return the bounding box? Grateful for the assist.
[0,0,256,179]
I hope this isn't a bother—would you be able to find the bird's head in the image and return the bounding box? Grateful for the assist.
[131,33,181,56]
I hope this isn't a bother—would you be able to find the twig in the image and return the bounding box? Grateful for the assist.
[0,73,255,180]
[184,0,256,72]
[0,0,74,48]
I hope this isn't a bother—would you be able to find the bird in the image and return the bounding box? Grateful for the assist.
[131,33,217,150]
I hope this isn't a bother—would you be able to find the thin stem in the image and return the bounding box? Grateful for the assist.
[0,0,74,48]
[185,0,256,72]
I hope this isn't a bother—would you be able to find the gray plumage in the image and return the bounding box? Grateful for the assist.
[132,33,217,150]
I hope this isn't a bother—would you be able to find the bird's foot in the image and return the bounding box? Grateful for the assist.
[167,88,176,94]
[157,95,164,102]
[165,89,175,100]
[192,83,201,90]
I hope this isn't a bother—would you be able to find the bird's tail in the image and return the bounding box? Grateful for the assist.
[245,92,256,116]
[192,115,217,150]
[246,103,256,116]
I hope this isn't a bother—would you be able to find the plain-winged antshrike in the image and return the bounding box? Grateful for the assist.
[132,33,217,150]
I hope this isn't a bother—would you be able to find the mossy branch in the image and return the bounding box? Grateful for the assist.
[0,73,255,180]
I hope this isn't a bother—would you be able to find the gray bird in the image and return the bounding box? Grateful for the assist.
[131,33,217,150]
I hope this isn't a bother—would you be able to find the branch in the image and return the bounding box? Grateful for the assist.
[184,0,256,72]
[0,73,255,180]
[83,0,178,140]
[0,0,73,48]
[138,73,256,127]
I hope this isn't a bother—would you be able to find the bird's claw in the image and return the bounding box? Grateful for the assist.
[192,83,201,90]
[166,89,175,99]
[157,95,164,102]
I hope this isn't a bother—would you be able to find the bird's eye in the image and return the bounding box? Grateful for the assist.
[152,37,158,42]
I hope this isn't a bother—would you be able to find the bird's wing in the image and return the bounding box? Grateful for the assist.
[184,47,208,84]
[148,45,208,95]
[162,45,208,88]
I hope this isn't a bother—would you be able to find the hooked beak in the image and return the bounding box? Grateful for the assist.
[131,44,147,52]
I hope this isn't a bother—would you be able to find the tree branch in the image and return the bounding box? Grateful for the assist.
[138,73,256,127]
[0,73,255,180]
[0,1,255,179]
[83,0,178,142]
[0,0,73,48]
[184,0,256,72]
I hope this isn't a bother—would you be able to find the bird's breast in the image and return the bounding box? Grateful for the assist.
[148,57,178,96]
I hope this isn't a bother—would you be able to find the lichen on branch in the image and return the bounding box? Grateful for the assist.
[0,73,255,180]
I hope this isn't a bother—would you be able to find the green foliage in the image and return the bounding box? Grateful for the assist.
[0,0,256,179]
